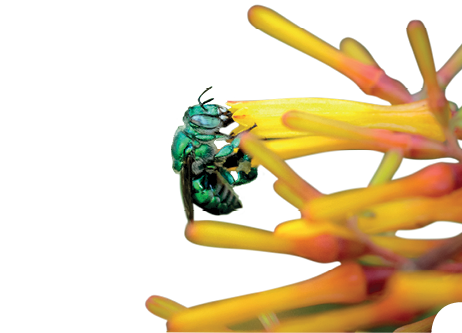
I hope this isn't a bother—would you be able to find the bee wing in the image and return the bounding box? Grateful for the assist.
[180,153,194,223]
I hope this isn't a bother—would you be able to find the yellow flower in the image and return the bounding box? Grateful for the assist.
[163,262,370,332]
[302,162,462,221]
[151,4,462,332]
[229,97,445,141]
[229,98,456,164]
[357,188,462,234]
[407,21,451,127]
[247,5,412,105]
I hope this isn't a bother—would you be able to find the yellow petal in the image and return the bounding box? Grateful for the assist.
[283,110,376,141]
[228,98,445,141]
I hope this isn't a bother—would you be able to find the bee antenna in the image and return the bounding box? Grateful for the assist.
[198,86,213,111]
[202,97,214,104]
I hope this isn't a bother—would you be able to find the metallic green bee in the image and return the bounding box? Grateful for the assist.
[171,87,258,222]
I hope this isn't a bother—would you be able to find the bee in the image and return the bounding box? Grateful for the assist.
[171,87,257,222]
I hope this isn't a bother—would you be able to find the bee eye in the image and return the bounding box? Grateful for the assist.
[190,115,221,129]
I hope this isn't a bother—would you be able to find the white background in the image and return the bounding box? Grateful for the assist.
[1,1,461,332]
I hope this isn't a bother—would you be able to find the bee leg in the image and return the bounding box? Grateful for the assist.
[214,135,243,160]
[235,167,258,186]
[234,154,258,186]
[218,167,235,186]
[216,123,258,161]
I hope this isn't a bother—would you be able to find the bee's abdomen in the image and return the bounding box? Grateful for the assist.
[192,173,242,215]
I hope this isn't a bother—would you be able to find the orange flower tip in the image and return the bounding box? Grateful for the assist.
[226,100,250,112]
[232,114,246,120]
[145,295,157,309]
[281,110,301,130]
[184,221,197,241]
[407,20,424,31]
[247,5,267,24]
[145,296,186,319]
[417,162,462,195]
[407,19,423,29]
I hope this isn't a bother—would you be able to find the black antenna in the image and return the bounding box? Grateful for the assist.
[198,86,214,111]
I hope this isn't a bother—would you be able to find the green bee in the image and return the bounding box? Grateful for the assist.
[171,87,258,222]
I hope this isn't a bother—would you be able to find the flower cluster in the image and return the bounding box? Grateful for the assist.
[149,5,462,332]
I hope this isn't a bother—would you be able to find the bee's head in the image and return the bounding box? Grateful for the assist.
[183,87,233,131]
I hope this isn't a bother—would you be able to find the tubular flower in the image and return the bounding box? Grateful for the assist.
[407,20,450,128]
[183,217,462,266]
[357,188,462,234]
[252,134,446,167]
[166,262,369,332]
[185,219,368,263]
[228,98,445,141]
[246,5,413,105]
[229,98,461,164]
[302,162,462,221]
[151,5,462,332]
[281,110,450,159]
